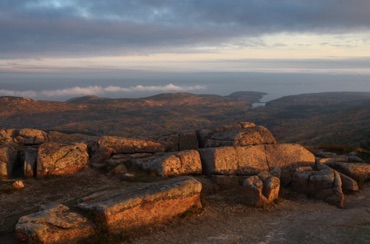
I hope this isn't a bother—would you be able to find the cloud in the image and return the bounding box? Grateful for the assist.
[40,86,104,97]
[103,84,206,93]
[0,89,37,98]
[0,84,207,98]
[1,0,370,58]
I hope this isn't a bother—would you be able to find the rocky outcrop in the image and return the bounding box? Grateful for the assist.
[132,150,202,176]
[16,204,94,243]
[14,128,49,145]
[48,131,98,144]
[265,144,316,185]
[98,136,165,154]
[199,124,276,148]
[156,133,180,152]
[199,144,315,184]
[199,145,269,175]
[89,146,113,169]
[325,162,370,182]
[318,156,364,164]
[242,170,280,207]
[0,128,49,145]
[199,146,237,175]
[78,176,202,234]
[0,145,18,177]
[236,146,270,174]
[154,130,199,152]
[291,164,344,208]
[0,129,16,144]
[37,142,89,177]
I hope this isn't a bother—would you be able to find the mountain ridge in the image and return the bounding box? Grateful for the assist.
[1,91,370,147]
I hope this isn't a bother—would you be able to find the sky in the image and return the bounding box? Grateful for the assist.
[1,0,370,100]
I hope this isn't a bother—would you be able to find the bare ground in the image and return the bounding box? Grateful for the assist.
[1,170,370,244]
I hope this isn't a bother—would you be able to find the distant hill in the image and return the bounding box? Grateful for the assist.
[227,91,268,102]
[248,92,370,146]
[66,95,107,103]
[0,92,263,137]
[2,91,369,147]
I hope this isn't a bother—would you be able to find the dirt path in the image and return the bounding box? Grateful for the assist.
[130,185,370,244]
[1,172,370,244]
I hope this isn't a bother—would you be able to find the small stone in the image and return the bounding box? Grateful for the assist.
[295,166,313,172]
[120,173,136,182]
[110,164,128,175]
[13,180,25,190]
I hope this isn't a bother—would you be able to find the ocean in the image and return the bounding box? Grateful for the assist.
[1,71,370,102]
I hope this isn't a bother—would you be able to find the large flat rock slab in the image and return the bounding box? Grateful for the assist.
[98,136,165,154]
[134,150,202,176]
[325,162,370,182]
[16,204,94,244]
[78,176,202,234]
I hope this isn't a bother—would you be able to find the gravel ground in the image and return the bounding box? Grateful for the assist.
[1,171,370,244]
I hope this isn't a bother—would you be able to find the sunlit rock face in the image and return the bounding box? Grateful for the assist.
[199,143,315,185]
[132,150,203,176]
[36,142,89,177]
[325,162,370,182]
[98,136,166,154]
[264,143,316,185]
[0,145,18,178]
[16,204,94,243]
[14,129,49,145]
[198,124,276,148]
[241,170,281,207]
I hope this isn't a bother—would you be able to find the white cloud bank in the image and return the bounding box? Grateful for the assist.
[0,84,206,99]
[0,89,38,98]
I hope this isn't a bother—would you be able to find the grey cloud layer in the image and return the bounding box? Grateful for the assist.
[1,0,370,58]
